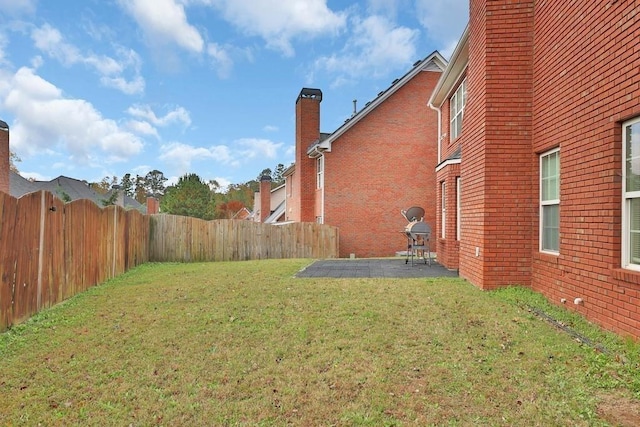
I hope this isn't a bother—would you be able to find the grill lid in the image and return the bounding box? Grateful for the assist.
[405,221,430,239]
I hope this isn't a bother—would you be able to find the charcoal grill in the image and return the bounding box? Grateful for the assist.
[401,207,431,266]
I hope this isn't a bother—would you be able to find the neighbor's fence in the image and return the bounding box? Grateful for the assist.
[149,215,339,262]
[1,191,339,331]
[0,191,150,331]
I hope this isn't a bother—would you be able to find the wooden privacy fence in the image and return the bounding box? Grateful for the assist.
[149,215,339,262]
[1,191,339,331]
[0,191,150,331]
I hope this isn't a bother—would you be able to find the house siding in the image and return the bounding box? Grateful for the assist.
[457,0,535,289]
[531,0,640,337]
[323,70,442,258]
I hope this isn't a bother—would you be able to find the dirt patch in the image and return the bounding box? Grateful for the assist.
[597,392,640,427]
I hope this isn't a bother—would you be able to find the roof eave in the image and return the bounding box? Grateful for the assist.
[429,24,470,108]
[311,51,448,156]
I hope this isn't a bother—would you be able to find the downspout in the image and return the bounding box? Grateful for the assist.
[429,102,442,164]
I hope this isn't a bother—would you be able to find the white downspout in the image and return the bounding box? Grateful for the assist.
[429,102,442,164]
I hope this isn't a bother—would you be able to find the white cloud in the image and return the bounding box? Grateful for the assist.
[210,0,347,56]
[159,142,235,173]
[118,0,204,53]
[207,42,233,78]
[126,104,191,127]
[415,0,468,52]
[263,125,278,132]
[125,120,159,138]
[236,138,282,159]
[2,67,144,162]
[313,15,419,83]
[31,24,145,95]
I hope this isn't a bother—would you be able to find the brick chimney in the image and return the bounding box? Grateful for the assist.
[146,195,159,215]
[260,174,272,222]
[0,120,9,194]
[295,88,322,222]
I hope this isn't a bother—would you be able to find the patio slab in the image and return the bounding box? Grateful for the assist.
[295,258,459,279]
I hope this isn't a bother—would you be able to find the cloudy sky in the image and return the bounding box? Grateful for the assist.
[0,0,468,187]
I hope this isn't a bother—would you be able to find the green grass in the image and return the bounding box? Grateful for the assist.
[1,259,640,426]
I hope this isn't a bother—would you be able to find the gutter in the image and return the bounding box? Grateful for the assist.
[428,102,443,164]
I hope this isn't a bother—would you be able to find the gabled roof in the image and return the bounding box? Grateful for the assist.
[264,200,285,223]
[307,50,448,157]
[429,24,469,108]
[9,172,144,211]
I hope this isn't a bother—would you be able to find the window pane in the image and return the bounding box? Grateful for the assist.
[542,204,559,252]
[629,198,640,264]
[541,152,559,201]
[626,122,640,192]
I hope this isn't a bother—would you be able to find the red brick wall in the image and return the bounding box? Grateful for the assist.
[531,0,640,337]
[458,0,535,289]
[295,91,321,223]
[323,70,441,258]
[260,176,271,222]
[0,124,8,195]
[436,162,460,269]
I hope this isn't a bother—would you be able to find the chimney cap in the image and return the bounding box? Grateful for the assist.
[260,174,272,182]
[0,119,8,131]
[297,88,322,103]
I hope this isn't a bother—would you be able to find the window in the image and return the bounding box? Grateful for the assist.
[316,156,324,189]
[450,79,467,141]
[441,182,446,238]
[623,117,640,270]
[456,177,461,241]
[540,149,560,253]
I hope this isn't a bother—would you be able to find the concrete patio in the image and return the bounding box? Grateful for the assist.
[295,258,459,279]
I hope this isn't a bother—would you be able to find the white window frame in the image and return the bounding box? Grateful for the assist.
[540,148,560,254]
[441,182,446,239]
[623,117,640,270]
[316,156,324,189]
[456,177,461,241]
[450,79,467,141]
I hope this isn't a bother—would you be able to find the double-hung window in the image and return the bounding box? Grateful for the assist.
[441,182,446,238]
[450,79,467,140]
[540,149,560,253]
[623,117,640,270]
[316,156,324,189]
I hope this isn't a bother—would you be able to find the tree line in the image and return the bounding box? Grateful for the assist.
[10,149,288,220]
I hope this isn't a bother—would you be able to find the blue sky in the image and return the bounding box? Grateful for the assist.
[0,0,468,188]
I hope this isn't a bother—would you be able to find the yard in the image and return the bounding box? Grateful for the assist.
[1,259,640,426]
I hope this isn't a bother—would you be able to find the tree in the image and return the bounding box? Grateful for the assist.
[216,200,246,219]
[134,175,146,204]
[145,169,167,196]
[120,173,134,197]
[161,173,214,219]
[273,163,286,186]
[91,176,117,195]
[9,150,20,172]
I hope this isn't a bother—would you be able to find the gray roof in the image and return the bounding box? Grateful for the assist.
[9,171,145,212]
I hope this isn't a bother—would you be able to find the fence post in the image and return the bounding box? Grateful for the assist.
[112,206,117,278]
[36,191,45,310]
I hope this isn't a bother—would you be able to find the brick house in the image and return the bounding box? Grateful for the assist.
[432,0,640,337]
[270,52,446,257]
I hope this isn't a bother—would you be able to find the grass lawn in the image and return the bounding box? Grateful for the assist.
[1,259,640,426]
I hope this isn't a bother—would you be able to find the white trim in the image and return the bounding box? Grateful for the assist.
[429,25,469,108]
[622,116,640,271]
[441,182,446,239]
[539,148,560,255]
[456,177,461,241]
[435,158,461,173]
[307,52,447,157]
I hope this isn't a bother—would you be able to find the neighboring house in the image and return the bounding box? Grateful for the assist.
[263,52,446,257]
[8,171,146,212]
[253,175,287,223]
[430,0,640,337]
[231,207,252,220]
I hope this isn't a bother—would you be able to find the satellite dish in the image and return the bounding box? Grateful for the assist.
[401,206,425,222]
